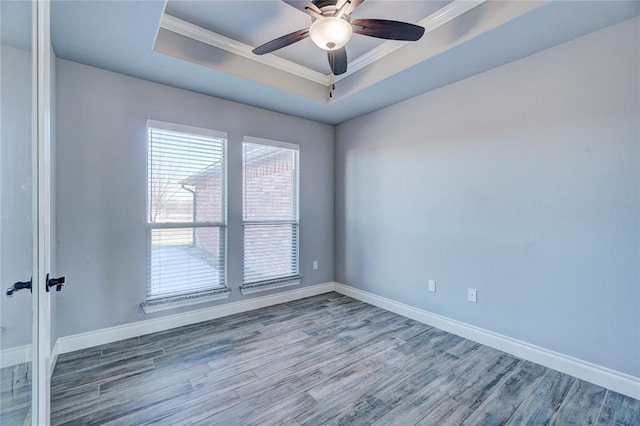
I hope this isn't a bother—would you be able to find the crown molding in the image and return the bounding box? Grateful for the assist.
[335,0,486,82]
[160,14,331,86]
[159,0,485,88]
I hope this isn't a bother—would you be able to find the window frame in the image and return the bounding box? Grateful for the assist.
[143,120,229,310]
[240,136,301,293]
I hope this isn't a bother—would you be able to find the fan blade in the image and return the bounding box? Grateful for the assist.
[252,28,310,55]
[327,47,347,75]
[281,1,321,14]
[351,19,425,41]
[337,0,364,15]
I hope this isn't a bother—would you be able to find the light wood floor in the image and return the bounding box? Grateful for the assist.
[43,292,640,425]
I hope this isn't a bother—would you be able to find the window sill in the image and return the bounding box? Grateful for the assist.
[140,288,231,314]
[239,276,302,295]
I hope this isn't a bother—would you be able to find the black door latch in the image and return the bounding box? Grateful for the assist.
[6,279,32,296]
[46,274,65,292]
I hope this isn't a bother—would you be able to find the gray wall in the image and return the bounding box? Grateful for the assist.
[335,17,639,377]
[55,59,334,337]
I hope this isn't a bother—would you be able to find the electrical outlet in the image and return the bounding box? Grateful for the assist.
[468,288,477,303]
[312,261,319,270]
[428,279,436,292]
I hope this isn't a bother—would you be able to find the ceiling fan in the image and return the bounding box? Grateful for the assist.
[252,0,426,76]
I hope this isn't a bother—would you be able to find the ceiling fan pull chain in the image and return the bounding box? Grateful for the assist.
[329,72,335,100]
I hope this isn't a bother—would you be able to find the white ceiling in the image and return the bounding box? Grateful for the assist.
[16,1,640,124]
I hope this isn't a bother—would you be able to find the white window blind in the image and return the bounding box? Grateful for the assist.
[242,137,299,286]
[146,120,227,301]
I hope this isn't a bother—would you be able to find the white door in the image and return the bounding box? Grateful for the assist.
[0,1,53,424]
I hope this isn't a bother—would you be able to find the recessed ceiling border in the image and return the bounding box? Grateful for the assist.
[158,0,486,88]
[336,0,485,82]
[160,14,331,85]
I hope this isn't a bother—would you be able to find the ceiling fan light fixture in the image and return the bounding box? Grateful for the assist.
[309,17,353,51]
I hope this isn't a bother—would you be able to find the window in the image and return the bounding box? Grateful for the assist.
[144,120,228,309]
[241,137,300,294]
